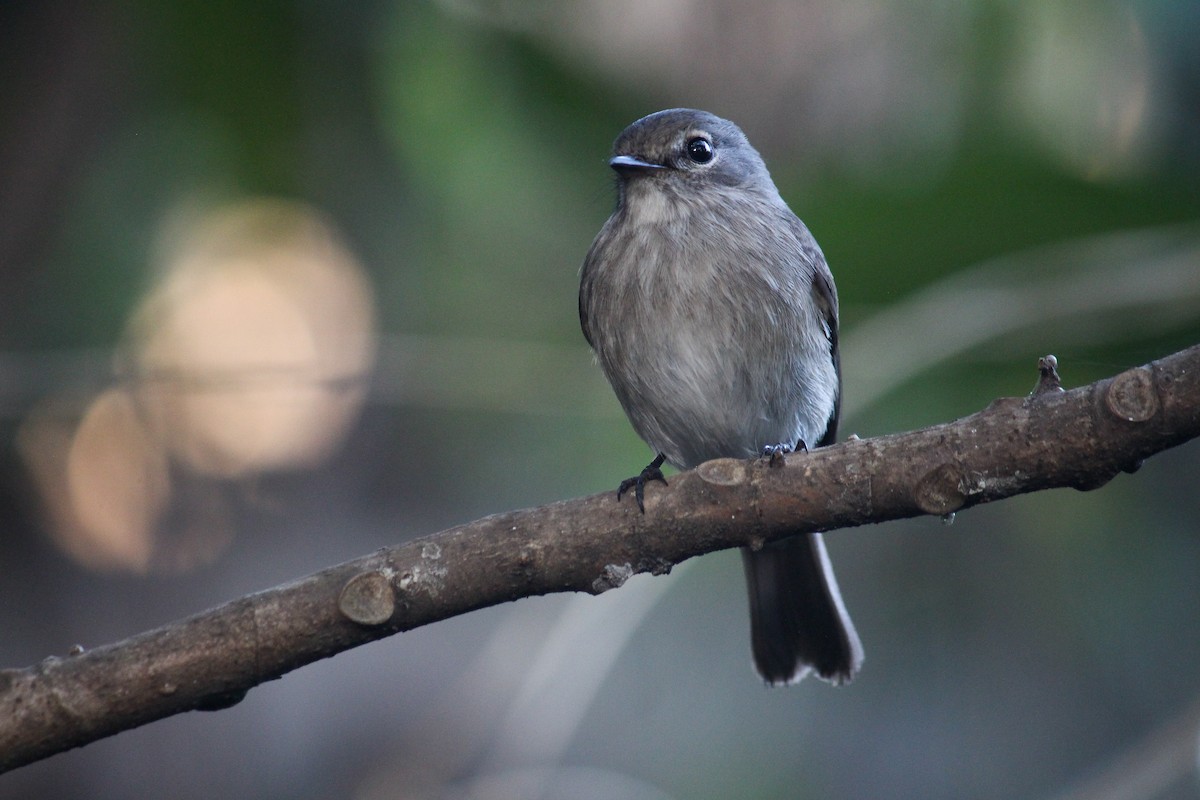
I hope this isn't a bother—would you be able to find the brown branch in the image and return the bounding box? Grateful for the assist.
[3,344,1200,772]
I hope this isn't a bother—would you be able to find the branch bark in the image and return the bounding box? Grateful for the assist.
[3,344,1200,772]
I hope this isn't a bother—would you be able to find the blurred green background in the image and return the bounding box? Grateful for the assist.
[2,1,1199,798]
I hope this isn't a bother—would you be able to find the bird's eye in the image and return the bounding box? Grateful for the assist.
[685,137,714,164]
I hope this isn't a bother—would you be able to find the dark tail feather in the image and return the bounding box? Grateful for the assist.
[741,533,863,686]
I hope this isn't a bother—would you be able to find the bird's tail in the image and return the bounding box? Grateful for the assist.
[741,533,863,685]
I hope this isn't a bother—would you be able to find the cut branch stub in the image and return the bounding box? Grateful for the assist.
[338,570,396,626]
[1105,366,1159,423]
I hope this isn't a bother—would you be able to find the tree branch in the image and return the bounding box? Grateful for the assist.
[3,344,1200,772]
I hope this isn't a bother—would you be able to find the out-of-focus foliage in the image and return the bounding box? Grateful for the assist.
[1,1,1198,799]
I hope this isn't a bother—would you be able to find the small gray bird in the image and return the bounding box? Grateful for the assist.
[579,108,863,685]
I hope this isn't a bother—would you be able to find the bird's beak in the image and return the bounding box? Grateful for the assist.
[609,155,664,173]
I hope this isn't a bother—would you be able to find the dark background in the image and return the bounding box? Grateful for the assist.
[2,1,1200,798]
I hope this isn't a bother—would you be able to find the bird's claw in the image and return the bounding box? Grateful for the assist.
[617,454,668,513]
[761,439,808,467]
[762,444,789,467]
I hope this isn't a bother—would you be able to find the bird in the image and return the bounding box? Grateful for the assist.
[578,108,862,685]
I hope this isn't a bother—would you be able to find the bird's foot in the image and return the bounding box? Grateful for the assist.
[761,439,809,468]
[761,442,791,467]
[617,453,668,513]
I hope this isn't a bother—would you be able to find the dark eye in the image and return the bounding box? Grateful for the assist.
[685,137,714,164]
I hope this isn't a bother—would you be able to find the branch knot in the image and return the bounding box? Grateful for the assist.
[914,463,967,515]
[1105,367,1159,422]
[338,570,395,627]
